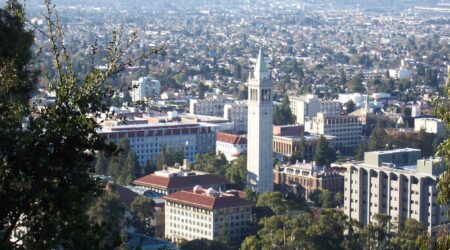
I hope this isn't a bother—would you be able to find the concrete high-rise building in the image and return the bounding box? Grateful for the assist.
[305,112,362,152]
[130,77,161,102]
[289,94,341,125]
[189,96,227,117]
[247,49,273,193]
[99,122,216,165]
[414,117,446,137]
[224,100,248,133]
[343,148,449,232]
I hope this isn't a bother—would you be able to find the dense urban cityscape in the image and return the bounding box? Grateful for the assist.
[0,0,450,249]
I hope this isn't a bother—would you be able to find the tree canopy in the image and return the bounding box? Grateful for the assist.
[180,239,230,250]
[0,1,161,248]
[313,135,336,167]
[273,96,296,125]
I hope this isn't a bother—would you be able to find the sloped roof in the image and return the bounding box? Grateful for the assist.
[216,132,247,145]
[133,174,228,190]
[164,190,253,210]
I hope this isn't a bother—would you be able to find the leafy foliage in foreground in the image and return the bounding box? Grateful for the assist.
[0,0,161,248]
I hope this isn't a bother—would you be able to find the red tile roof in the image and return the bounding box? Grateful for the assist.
[133,175,170,189]
[164,190,253,210]
[216,132,247,145]
[132,174,228,191]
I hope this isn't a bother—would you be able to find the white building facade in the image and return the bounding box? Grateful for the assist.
[99,123,216,165]
[305,112,362,152]
[414,117,446,137]
[189,97,227,117]
[224,100,248,133]
[130,77,161,102]
[247,49,274,193]
[216,132,247,161]
[289,94,341,125]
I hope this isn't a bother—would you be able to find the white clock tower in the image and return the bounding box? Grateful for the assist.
[247,48,273,193]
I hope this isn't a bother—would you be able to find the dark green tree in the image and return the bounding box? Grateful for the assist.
[391,219,426,250]
[87,186,126,249]
[144,160,157,175]
[309,189,322,207]
[313,136,336,167]
[240,235,260,250]
[345,100,356,114]
[306,209,346,250]
[234,62,242,80]
[156,146,184,171]
[368,124,389,151]
[0,1,161,248]
[351,72,365,93]
[225,154,247,190]
[123,150,142,184]
[320,189,333,208]
[179,239,230,250]
[193,152,227,177]
[130,196,155,236]
[273,96,295,125]
[0,0,35,105]
[435,68,450,208]
[289,149,304,164]
[256,192,288,215]
[95,151,110,175]
[355,141,368,161]
[107,139,131,183]
[339,69,347,85]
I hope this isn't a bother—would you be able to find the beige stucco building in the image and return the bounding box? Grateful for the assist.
[343,148,449,232]
[305,112,362,152]
[164,187,253,245]
[289,94,341,125]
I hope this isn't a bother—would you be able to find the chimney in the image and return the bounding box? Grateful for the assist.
[183,159,190,170]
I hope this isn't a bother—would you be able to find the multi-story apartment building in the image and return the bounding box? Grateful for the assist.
[216,132,247,161]
[224,100,248,133]
[164,186,253,245]
[130,77,161,102]
[289,94,341,125]
[305,112,362,153]
[99,122,216,165]
[274,162,344,199]
[343,148,449,232]
[414,117,446,137]
[132,162,228,195]
[189,97,227,117]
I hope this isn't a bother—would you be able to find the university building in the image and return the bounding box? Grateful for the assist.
[289,94,341,125]
[305,112,362,153]
[343,148,449,232]
[224,100,248,133]
[164,186,253,245]
[130,77,161,102]
[216,132,247,161]
[99,122,216,165]
[272,124,335,161]
[132,161,228,195]
[274,162,344,199]
[189,97,227,117]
